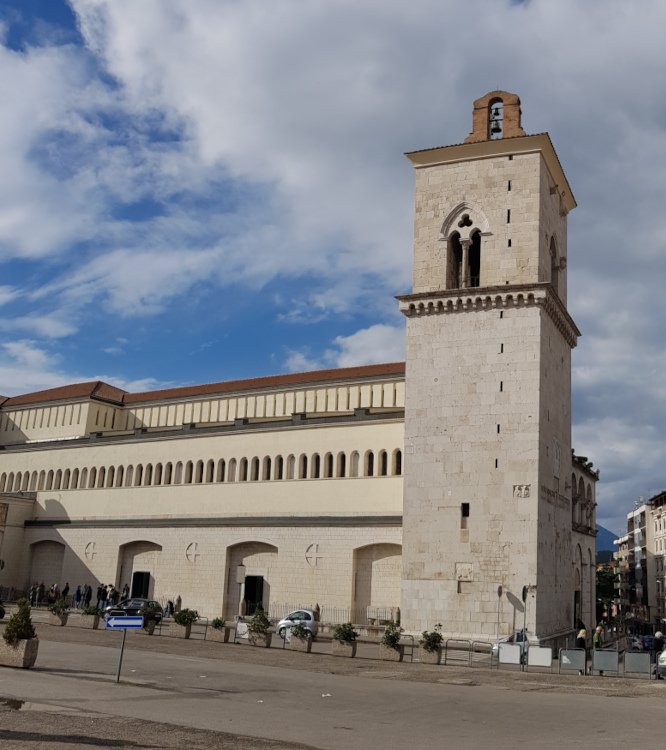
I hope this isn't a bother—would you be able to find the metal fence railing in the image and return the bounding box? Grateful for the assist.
[266,603,395,626]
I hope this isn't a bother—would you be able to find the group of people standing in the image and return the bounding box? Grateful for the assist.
[28,582,70,607]
[28,581,131,610]
[575,622,665,677]
[90,583,129,610]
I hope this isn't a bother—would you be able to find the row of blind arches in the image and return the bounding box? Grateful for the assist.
[1,449,403,492]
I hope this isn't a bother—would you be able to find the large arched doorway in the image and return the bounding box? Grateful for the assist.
[117,541,162,600]
[224,542,278,619]
[353,543,402,624]
[30,540,65,587]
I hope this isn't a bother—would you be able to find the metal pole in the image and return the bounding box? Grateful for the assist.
[496,596,501,644]
[116,629,127,684]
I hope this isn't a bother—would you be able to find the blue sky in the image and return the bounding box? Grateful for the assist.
[1,0,666,534]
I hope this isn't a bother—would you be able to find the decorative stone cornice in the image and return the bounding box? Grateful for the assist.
[396,283,580,349]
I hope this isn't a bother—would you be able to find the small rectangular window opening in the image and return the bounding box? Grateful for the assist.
[500,311,504,319]
[508,180,512,191]
[508,239,512,247]
[508,155,513,161]
[500,381,503,392]
[495,459,498,468]
[461,503,469,529]
[500,344,504,353]
[507,209,511,224]
[497,424,500,434]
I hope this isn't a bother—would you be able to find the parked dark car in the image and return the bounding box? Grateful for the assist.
[104,598,162,623]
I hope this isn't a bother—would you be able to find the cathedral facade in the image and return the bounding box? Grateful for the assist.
[0,93,598,646]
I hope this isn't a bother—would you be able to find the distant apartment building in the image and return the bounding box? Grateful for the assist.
[615,494,666,631]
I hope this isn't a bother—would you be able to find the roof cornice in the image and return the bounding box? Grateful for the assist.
[405,133,576,214]
[397,283,580,349]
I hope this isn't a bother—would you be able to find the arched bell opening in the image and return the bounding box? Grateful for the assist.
[447,231,463,289]
[488,99,504,139]
[469,230,481,287]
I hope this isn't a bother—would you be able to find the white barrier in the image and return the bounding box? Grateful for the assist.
[499,643,522,665]
[558,648,586,674]
[591,649,619,675]
[624,651,651,679]
[526,646,553,671]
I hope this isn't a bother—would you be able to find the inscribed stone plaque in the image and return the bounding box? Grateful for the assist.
[455,562,473,581]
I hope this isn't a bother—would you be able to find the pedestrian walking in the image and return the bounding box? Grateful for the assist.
[175,595,182,613]
[62,582,70,604]
[96,584,104,610]
[29,583,37,606]
[593,625,604,675]
[576,628,587,675]
[84,584,93,608]
[74,586,82,609]
[122,584,129,600]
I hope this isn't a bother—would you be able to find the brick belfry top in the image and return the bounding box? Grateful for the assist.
[397,91,581,644]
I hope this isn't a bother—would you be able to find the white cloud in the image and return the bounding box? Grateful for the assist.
[0,286,18,306]
[0,0,666,528]
[0,339,171,397]
[328,324,405,368]
[283,349,321,374]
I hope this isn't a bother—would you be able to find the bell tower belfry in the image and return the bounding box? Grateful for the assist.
[398,92,581,645]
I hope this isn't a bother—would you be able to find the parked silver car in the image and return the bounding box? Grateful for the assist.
[276,609,319,639]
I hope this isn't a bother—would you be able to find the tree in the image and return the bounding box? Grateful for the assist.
[596,563,616,603]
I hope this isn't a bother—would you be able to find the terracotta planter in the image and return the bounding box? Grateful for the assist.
[169,623,192,639]
[79,614,100,630]
[420,647,442,665]
[143,620,156,635]
[289,635,312,653]
[48,613,68,627]
[0,638,39,669]
[207,627,231,643]
[380,644,404,662]
[332,640,357,658]
[249,632,272,648]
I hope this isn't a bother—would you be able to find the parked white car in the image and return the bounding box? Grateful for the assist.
[276,609,319,639]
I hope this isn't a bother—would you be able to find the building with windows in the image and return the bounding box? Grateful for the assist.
[0,92,598,646]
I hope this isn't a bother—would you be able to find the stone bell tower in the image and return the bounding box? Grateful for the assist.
[399,92,580,645]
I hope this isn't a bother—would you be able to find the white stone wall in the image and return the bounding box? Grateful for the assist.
[402,304,543,638]
[22,524,403,620]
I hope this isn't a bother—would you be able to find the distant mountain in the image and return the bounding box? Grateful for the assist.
[596,524,620,551]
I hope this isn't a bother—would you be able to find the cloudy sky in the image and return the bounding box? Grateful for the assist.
[1,0,665,533]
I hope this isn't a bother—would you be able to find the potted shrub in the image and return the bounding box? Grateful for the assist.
[139,603,160,635]
[207,617,231,643]
[0,598,38,669]
[79,606,101,630]
[419,623,443,664]
[248,608,272,648]
[288,621,312,653]
[47,598,69,627]
[332,622,358,658]
[170,608,199,639]
[380,621,404,662]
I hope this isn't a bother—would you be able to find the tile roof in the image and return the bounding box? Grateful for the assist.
[1,362,406,409]
[124,362,406,404]
[2,382,128,408]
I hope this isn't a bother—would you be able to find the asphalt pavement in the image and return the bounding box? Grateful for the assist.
[2,634,666,749]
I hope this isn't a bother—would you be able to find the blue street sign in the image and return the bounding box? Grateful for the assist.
[106,616,144,629]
